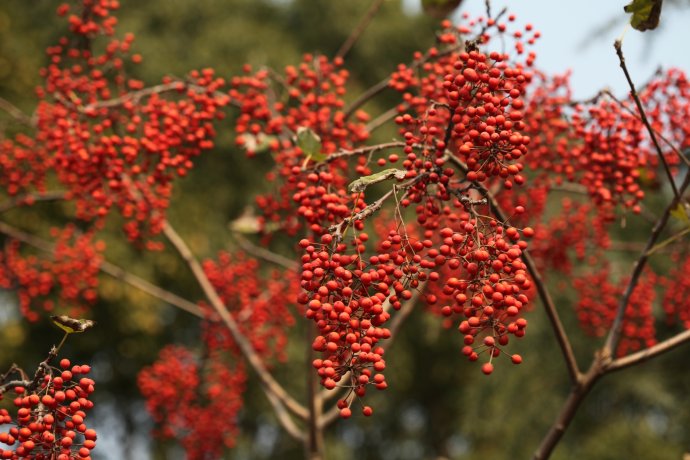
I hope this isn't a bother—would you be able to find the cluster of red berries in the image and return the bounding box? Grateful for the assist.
[0,359,96,460]
[574,264,657,357]
[138,346,245,460]
[23,2,227,244]
[230,55,370,236]
[0,226,103,323]
[201,251,297,362]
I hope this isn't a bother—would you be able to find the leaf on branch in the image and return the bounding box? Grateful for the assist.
[50,315,96,334]
[670,202,690,226]
[229,206,262,234]
[348,169,407,193]
[624,0,663,31]
[237,133,275,154]
[421,0,463,18]
[295,127,327,163]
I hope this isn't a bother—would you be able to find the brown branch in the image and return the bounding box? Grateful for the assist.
[0,220,206,319]
[602,169,690,359]
[335,0,386,60]
[533,362,603,460]
[233,233,298,270]
[606,328,690,372]
[161,221,309,421]
[365,106,401,133]
[446,156,581,383]
[0,97,34,127]
[0,191,69,213]
[326,141,405,163]
[614,40,680,199]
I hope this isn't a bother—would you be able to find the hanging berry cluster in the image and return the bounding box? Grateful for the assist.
[0,358,96,460]
[230,55,370,236]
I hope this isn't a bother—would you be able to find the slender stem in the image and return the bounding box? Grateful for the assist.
[0,97,34,126]
[614,40,680,199]
[606,328,690,372]
[233,233,298,270]
[326,141,405,163]
[335,0,386,60]
[602,170,690,359]
[161,221,309,421]
[0,191,69,213]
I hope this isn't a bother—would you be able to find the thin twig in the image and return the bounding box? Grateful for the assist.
[0,220,206,318]
[606,328,690,372]
[162,221,309,421]
[326,141,405,163]
[0,191,69,213]
[336,0,386,60]
[0,97,34,127]
[233,233,298,270]
[602,169,690,359]
[614,40,680,199]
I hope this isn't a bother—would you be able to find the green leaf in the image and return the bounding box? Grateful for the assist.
[670,202,690,225]
[295,127,326,162]
[624,0,663,31]
[348,169,407,193]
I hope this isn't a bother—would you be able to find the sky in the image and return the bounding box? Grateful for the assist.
[404,0,690,99]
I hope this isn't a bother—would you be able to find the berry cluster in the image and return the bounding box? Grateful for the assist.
[0,226,103,323]
[230,55,370,236]
[138,346,245,460]
[0,359,96,460]
[574,264,657,356]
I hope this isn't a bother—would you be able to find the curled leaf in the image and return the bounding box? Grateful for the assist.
[624,0,663,31]
[51,315,96,334]
[348,169,407,193]
[296,127,327,162]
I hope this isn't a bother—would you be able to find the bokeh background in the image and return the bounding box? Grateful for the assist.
[1,1,689,459]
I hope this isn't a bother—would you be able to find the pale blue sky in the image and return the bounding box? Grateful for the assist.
[404,0,690,98]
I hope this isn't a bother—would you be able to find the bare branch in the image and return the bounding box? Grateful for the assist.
[606,328,690,372]
[336,0,386,60]
[162,221,309,420]
[614,40,680,199]
[0,191,69,213]
[602,169,690,359]
[233,233,298,271]
[0,97,34,127]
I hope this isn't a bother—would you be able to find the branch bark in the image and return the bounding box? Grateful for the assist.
[161,221,309,422]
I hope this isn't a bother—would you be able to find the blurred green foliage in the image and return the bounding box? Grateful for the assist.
[1,1,689,459]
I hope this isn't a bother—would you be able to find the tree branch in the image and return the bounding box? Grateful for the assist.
[335,0,386,60]
[0,97,34,127]
[161,221,309,420]
[602,169,690,359]
[606,328,690,372]
[614,40,680,199]
[0,191,69,213]
[0,220,207,319]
